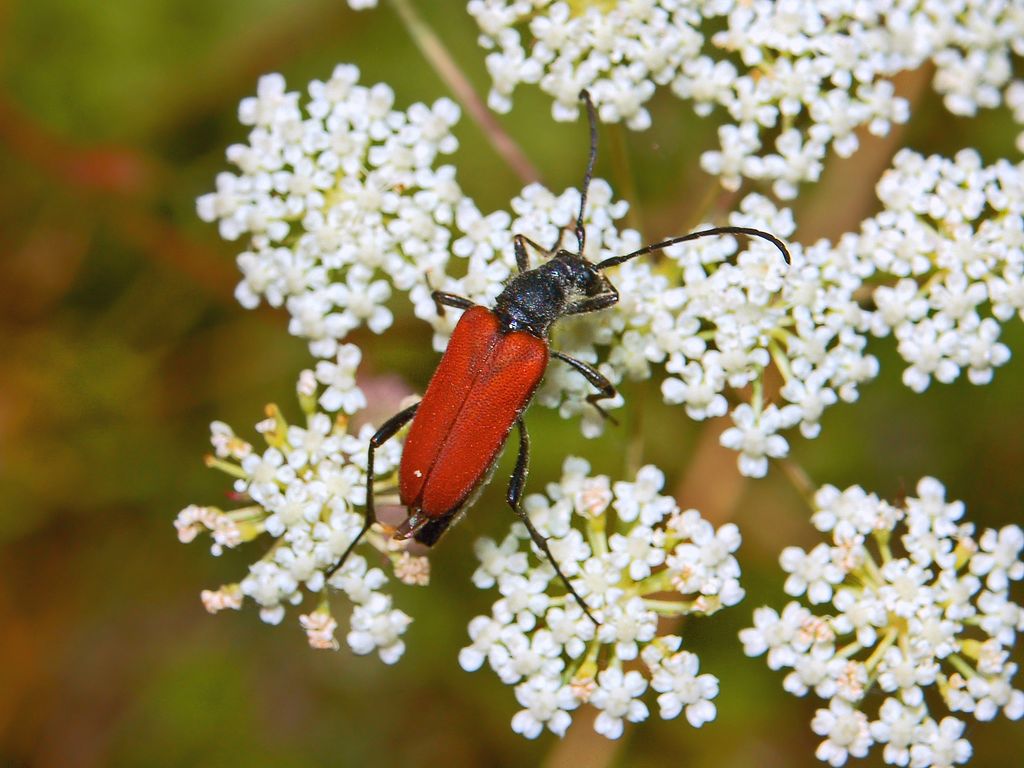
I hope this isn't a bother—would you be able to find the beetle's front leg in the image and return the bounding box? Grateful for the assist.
[513,226,575,273]
[324,402,419,580]
[551,350,620,425]
[514,234,548,273]
[431,290,475,318]
[564,287,619,317]
[507,418,598,625]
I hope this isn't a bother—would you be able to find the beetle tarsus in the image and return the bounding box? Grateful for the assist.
[508,418,600,626]
[552,350,620,425]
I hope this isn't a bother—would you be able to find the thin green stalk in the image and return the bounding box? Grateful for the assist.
[204,455,248,480]
[688,174,726,227]
[779,458,818,508]
[606,123,644,237]
[387,0,542,185]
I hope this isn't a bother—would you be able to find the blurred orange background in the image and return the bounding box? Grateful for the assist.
[1,2,1022,766]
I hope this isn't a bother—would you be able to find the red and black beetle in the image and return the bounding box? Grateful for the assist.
[326,91,789,621]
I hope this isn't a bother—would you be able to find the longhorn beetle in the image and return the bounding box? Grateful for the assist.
[326,90,790,623]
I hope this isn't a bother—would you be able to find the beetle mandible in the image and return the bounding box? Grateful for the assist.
[326,90,790,623]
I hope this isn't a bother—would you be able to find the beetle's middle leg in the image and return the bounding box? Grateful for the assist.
[324,402,419,580]
[551,350,620,425]
[507,417,599,625]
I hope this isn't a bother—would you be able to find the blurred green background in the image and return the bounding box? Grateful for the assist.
[1,1,1022,766]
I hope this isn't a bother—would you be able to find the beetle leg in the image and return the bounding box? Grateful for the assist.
[431,290,476,318]
[551,350,620,425]
[548,223,573,253]
[514,234,547,273]
[564,287,619,316]
[323,402,419,581]
[508,418,599,625]
[514,226,573,272]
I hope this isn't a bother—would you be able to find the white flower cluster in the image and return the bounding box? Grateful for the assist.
[197,69,883,475]
[197,66,1024,479]
[741,478,1024,767]
[469,0,1024,198]
[196,66,463,358]
[710,148,1024,476]
[195,67,644,361]
[460,457,742,739]
[860,149,1021,392]
[174,345,423,663]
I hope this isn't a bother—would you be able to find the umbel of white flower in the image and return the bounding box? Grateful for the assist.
[460,457,740,739]
[197,63,1024,480]
[175,347,426,662]
[469,0,1024,198]
[740,478,1024,767]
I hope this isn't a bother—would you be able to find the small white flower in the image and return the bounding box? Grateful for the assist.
[908,717,971,768]
[720,403,800,477]
[511,676,579,739]
[812,699,872,766]
[650,650,719,727]
[590,668,649,739]
[472,533,529,589]
[347,592,412,664]
[780,543,845,604]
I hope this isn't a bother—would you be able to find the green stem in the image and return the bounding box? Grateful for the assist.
[767,337,793,385]
[778,459,817,508]
[606,123,644,237]
[752,376,764,414]
[837,640,865,660]
[688,173,726,227]
[863,627,897,669]
[873,529,893,564]
[387,0,542,185]
[587,513,608,556]
[947,653,976,680]
[204,455,248,480]
[225,505,266,522]
[642,598,690,615]
[632,569,673,595]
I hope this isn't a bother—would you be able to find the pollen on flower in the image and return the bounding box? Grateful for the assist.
[300,609,341,651]
[461,457,739,740]
[201,585,243,613]
[393,552,431,586]
[175,505,217,543]
[742,477,1024,766]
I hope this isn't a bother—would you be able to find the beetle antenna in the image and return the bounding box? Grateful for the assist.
[594,225,791,271]
[576,89,599,257]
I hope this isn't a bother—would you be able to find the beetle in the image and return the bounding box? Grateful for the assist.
[325,90,789,622]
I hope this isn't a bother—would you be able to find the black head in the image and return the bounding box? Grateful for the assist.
[495,92,790,339]
[552,248,616,298]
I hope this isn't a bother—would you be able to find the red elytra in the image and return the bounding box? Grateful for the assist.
[399,305,548,522]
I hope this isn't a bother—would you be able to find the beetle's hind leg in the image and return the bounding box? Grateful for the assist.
[324,402,419,580]
[507,417,599,625]
[551,350,620,425]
